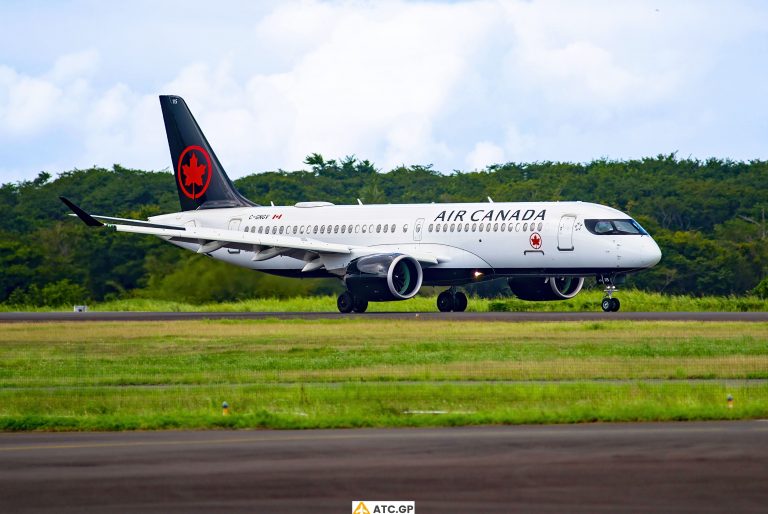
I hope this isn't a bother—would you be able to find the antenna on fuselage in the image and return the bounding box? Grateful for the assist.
[487,196,494,203]
[357,198,363,205]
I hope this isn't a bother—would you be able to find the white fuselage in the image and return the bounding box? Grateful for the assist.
[151,200,662,286]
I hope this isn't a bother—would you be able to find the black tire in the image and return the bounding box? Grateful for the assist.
[437,291,455,312]
[610,298,621,312]
[601,298,612,312]
[352,297,369,313]
[453,291,468,312]
[337,292,354,313]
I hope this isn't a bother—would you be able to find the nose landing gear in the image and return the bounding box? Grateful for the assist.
[598,275,621,312]
[601,296,620,312]
[437,288,468,312]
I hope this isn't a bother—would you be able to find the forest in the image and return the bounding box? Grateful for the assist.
[1,153,767,305]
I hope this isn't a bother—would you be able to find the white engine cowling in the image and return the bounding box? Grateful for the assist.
[344,253,423,301]
[507,276,585,301]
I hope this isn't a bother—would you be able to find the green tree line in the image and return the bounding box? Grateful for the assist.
[1,154,767,305]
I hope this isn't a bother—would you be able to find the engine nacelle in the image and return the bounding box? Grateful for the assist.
[345,253,423,301]
[507,276,584,301]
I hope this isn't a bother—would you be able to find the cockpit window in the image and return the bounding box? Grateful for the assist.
[593,221,613,234]
[585,219,648,235]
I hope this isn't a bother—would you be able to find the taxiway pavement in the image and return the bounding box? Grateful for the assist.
[1,421,766,512]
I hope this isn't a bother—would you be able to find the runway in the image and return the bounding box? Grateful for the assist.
[1,311,767,322]
[0,421,766,513]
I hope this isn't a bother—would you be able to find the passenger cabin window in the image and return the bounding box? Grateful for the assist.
[585,219,648,235]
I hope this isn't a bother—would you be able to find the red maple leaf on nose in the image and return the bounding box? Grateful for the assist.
[531,234,541,247]
[182,153,206,187]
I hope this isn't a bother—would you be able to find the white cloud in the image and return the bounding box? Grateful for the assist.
[0,0,767,184]
[467,141,506,170]
[48,50,99,83]
[0,71,63,134]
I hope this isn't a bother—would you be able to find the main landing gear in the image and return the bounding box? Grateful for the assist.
[598,274,621,312]
[437,288,468,312]
[337,291,368,313]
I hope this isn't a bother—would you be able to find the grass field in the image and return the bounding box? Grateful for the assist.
[0,319,766,431]
[2,289,767,312]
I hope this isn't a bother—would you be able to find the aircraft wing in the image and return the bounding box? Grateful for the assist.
[60,197,441,269]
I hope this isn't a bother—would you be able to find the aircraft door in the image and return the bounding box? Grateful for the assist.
[228,218,241,254]
[557,215,575,251]
[413,218,424,242]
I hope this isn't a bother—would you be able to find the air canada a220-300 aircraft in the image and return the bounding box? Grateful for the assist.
[61,95,661,313]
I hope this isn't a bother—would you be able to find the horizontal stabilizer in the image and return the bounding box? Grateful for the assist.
[60,197,185,231]
[59,197,103,227]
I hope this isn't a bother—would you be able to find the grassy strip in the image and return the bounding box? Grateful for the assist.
[0,382,764,431]
[1,319,766,430]
[1,321,766,386]
[2,289,767,312]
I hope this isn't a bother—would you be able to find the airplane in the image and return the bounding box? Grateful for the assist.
[61,95,662,313]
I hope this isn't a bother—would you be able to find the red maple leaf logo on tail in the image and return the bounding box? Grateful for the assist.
[182,153,206,187]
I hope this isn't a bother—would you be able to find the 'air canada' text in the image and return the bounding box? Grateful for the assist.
[433,209,546,223]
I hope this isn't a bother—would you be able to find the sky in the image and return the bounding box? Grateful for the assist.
[1,0,767,183]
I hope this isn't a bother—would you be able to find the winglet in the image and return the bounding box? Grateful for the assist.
[59,197,103,227]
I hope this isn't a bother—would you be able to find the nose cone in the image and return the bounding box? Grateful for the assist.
[642,238,662,268]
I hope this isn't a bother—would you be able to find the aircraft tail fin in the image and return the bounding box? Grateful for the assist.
[159,95,257,211]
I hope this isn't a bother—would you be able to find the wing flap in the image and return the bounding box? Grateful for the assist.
[113,224,353,255]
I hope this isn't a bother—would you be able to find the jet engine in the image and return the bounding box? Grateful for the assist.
[507,276,584,301]
[344,253,423,301]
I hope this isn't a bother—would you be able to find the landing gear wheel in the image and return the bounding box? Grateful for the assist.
[437,291,455,312]
[601,297,621,312]
[598,274,622,312]
[337,292,354,313]
[352,297,369,313]
[453,292,468,312]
